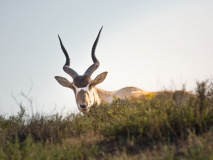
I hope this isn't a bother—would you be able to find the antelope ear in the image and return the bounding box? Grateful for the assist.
[92,72,108,86]
[55,76,73,88]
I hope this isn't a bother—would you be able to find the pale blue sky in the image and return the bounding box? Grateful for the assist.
[0,1,213,116]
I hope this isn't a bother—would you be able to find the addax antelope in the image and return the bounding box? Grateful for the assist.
[55,27,192,113]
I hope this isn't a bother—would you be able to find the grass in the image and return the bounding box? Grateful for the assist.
[0,80,213,159]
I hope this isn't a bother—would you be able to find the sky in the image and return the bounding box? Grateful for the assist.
[0,1,213,116]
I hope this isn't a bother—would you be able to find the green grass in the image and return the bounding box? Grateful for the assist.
[0,80,213,159]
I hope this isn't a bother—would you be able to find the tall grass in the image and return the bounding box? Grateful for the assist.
[0,80,213,159]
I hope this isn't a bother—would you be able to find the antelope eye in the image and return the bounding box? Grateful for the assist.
[89,83,92,89]
[72,86,76,91]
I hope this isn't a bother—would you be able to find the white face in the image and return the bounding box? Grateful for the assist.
[73,83,96,112]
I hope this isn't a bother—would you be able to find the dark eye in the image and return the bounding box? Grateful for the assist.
[72,86,76,91]
[89,83,92,89]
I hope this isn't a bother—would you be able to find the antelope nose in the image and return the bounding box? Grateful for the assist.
[80,103,88,109]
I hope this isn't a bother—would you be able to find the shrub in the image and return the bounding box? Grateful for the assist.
[0,80,213,159]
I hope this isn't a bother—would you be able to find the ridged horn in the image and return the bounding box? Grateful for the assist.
[58,35,79,78]
[84,26,103,77]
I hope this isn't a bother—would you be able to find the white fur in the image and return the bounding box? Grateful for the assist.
[73,84,90,97]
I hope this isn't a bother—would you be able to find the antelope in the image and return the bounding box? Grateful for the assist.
[55,27,192,113]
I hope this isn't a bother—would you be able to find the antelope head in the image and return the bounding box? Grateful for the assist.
[55,27,108,112]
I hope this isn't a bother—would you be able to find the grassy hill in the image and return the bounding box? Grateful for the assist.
[0,81,213,160]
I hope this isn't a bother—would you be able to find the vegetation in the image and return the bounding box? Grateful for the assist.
[0,81,213,159]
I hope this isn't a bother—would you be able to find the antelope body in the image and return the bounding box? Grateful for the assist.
[55,27,191,113]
